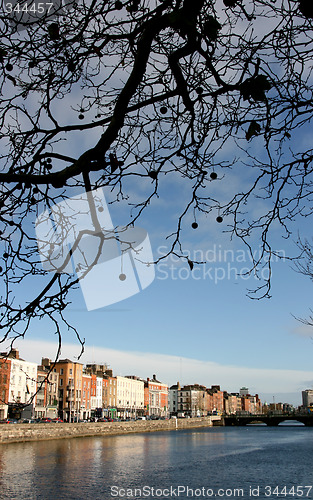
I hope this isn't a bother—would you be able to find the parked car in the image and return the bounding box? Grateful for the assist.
[52,418,63,423]
[0,418,18,424]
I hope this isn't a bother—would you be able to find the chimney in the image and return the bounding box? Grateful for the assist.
[10,349,19,359]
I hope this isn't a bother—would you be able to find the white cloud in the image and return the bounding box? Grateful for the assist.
[11,338,313,406]
[291,324,313,338]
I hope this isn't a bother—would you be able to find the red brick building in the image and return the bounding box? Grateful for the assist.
[206,385,224,414]
[82,374,92,420]
[144,375,168,417]
[0,355,11,419]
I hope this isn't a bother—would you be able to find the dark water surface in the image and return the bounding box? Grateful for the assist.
[0,424,313,499]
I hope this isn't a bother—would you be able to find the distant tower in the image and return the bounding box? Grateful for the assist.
[302,389,313,407]
[240,387,249,397]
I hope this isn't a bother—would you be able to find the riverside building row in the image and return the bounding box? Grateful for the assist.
[0,350,168,421]
[0,349,262,421]
[169,383,262,417]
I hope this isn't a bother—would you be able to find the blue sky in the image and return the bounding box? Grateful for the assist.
[13,161,313,408]
[3,27,313,408]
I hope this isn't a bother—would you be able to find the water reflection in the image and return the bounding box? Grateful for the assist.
[0,427,313,499]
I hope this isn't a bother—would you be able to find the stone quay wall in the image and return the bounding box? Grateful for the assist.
[0,417,221,445]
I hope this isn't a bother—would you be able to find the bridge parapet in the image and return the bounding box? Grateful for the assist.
[223,414,313,426]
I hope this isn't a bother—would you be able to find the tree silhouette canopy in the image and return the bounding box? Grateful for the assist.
[1,0,313,351]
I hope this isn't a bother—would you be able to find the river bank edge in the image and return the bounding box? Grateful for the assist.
[0,416,222,444]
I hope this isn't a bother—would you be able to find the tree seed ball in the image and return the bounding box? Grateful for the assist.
[191,222,198,229]
[210,172,218,180]
[98,206,104,212]
[115,0,123,9]
[78,114,84,120]
[119,273,126,281]
[148,171,158,179]
[216,216,223,223]
[5,63,13,72]
[160,106,168,114]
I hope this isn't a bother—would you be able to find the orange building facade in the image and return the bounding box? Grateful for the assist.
[144,375,168,417]
[55,359,83,422]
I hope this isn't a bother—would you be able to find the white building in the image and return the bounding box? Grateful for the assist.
[8,351,37,417]
[90,376,103,410]
[179,385,205,417]
[96,376,103,409]
[116,375,144,417]
[239,387,249,397]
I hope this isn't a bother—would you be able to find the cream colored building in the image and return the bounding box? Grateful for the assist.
[116,375,144,417]
[8,353,37,411]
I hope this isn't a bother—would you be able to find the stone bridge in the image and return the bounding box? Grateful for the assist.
[224,414,313,426]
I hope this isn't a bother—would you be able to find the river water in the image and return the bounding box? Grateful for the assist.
[0,424,313,499]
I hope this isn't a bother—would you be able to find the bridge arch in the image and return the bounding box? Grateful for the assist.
[224,414,313,427]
